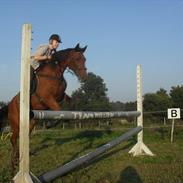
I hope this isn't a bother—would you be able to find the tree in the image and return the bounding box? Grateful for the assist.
[71,72,110,111]
[143,88,172,121]
[143,88,172,112]
[170,85,183,108]
[110,101,125,111]
[124,101,136,111]
[0,101,8,108]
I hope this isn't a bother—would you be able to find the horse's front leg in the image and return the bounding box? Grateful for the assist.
[44,97,61,111]
[42,97,61,128]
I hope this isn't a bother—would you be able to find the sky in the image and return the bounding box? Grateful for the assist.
[0,0,182,102]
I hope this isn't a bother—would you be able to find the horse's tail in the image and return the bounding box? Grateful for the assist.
[0,105,8,131]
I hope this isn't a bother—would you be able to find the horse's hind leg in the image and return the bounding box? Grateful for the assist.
[10,121,36,175]
[29,119,36,134]
[10,128,19,175]
[8,96,20,176]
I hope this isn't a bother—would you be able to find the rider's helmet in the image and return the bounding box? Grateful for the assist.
[49,34,62,43]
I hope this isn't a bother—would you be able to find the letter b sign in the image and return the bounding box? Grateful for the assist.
[168,108,181,119]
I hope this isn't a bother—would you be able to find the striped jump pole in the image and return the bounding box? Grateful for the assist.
[32,110,141,120]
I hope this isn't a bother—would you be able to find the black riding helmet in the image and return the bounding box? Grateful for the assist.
[49,34,62,43]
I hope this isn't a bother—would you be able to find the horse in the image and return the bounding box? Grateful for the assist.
[0,43,88,174]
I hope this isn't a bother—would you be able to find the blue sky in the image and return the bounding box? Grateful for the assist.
[0,0,182,102]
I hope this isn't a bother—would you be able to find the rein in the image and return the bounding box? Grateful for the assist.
[66,68,74,75]
[36,60,65,81]
[36,73,64,81]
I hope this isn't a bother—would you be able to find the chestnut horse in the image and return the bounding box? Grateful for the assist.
[0,43,87,173]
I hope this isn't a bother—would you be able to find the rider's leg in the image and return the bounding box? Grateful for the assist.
[30,67,34,81]
[30,67,34,92]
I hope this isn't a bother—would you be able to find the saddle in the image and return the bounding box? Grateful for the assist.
[30,70,67,95]
[30,71,37,95]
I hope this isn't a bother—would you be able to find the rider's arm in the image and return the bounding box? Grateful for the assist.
[33,45,52,62]
[34,55,51,61]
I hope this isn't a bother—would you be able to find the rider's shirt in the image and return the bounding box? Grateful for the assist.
[31,44,55,70]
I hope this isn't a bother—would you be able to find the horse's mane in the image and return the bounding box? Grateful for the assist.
[38,48,73,69]
[51,44,87,62]
[52,48,73,62]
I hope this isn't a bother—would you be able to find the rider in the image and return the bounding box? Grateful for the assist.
[30,34,61,80]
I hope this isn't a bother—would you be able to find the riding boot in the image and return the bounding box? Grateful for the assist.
[30,67,34,93]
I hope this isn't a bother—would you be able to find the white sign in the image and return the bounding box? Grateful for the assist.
[167,108,181,119]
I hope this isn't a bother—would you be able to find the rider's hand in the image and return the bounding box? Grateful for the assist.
[47,55,52,61]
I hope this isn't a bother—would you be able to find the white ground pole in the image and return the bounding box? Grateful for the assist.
[129,65,154,156]
[13,24,40,183]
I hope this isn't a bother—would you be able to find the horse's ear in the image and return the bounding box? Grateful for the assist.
[75,43,80,50]
[81,45,87,53]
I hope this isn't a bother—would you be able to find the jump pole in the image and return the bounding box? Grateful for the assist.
[32,110,141,120]
[13,24,39,183]
[129,65,154,156]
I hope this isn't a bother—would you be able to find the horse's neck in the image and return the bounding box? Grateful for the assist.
[58,60,68,75]
[38,60,68,77]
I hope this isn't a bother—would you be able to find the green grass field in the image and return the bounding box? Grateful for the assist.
[0,123,183,183]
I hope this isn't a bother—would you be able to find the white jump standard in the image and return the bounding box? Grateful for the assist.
[129,65,154,156]
[13,24,38,183]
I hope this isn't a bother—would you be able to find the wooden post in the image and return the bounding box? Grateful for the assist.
[167,108,180,142]
[79,122,82,129]
[129,65,154,156]
[164,117,166,125]
[43,121,46,130]
[171,119,175,143]
[98,121,101,128]
[75,122,77,129]
[62,122,65,130]
[13,24,40,183]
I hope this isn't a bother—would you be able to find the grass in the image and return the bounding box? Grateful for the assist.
[0,124,183,183]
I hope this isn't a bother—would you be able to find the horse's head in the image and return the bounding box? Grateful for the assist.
[52,44,88,82]
[66,43,88,82]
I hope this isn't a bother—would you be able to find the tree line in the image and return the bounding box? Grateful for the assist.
[1,72,183,113]
[64,72,183,112]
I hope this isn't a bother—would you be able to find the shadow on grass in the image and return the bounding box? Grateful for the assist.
[31,130,112,156]
[117,166,143,183]
[55,130,110,145]
[37,136,138,182]
[59,139,137,176]
[58,130,114,164]
[155,127,169,140]
[84,138,136,167]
